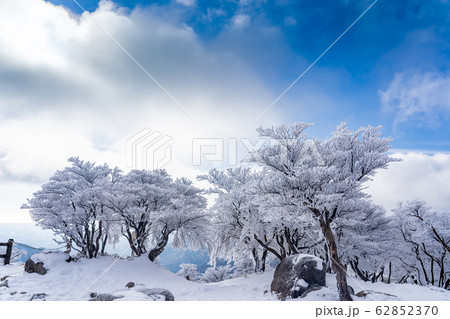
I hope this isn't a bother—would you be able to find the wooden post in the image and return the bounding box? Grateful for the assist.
[4,239,14,265]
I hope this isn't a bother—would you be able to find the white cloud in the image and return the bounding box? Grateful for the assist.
[0,0,284,221]
[176,0,197,7]
[380,71,450,127]
[232,14,251,29]
[366,152,450,212]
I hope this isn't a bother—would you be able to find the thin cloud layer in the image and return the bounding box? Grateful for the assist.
[380,71,450,128]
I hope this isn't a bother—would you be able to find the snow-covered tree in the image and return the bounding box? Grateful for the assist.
[22,157,120,258]
[198,167,267,272]
[337,202,397,283]
[23,157,210,262]
[149,177,210,262]
[177,263,199,281]
[251,123,398,300]
[199,167,318,274]
[393,200,449,288]
[105,169,174,257]
[106,169,210,262]
[251,170,322,262]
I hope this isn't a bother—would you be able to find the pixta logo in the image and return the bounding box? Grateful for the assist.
[191,138,324,167]
[126,128,172,170]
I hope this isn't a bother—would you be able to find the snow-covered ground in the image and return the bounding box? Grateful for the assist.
[0,256,449,301]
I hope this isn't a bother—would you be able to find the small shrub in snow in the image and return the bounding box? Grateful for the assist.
[201,265,233,283]
[232,257,254,278]
[177,263,199,281]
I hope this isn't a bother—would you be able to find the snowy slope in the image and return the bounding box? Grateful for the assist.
[0,256,276,301]
[0,256,449,301]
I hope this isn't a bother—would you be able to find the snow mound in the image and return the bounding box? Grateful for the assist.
[30,251,71,270]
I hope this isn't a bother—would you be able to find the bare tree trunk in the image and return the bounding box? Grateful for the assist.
[284,227,299,255]
[430,258,435,286]
[387,262,392,284]
[254,234,283,260]
[375,266,384,283]
[125,228,141,257]
[252,248,268,272]
[85,226,94,259]
[439,255,445,288]
[252,248,261,273]
[275,234,286,259]
[94,221,102,258]
[320,217,352,301]
[399,274,409,284]
[101,233,108,255]
[90,222,98,258]
[148,235,169,262]
[431,227,450,253]
[421,243,435,286]
[371,272,376,283]
[350,258,369,282]
[261,249,268,272]
[417,254,429,285]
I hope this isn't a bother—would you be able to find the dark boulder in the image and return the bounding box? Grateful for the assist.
[25,259,47,275]
[271,254,326,300]
[125,282,135,288]
[89,293,124,301]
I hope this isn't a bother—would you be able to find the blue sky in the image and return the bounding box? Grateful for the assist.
[44,0,450,150]
[1,0,450,222]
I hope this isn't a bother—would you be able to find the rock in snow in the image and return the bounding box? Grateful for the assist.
[88,287,174,301]
[271,254,326,300]
[25,251,71,275]
[30,293,48,301]
[125,282,135,288]
[89,293,124,301]
[137,288,175,301]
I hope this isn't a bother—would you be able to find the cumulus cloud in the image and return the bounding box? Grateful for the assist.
[366,152,450,212]
[380,71,450,128]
